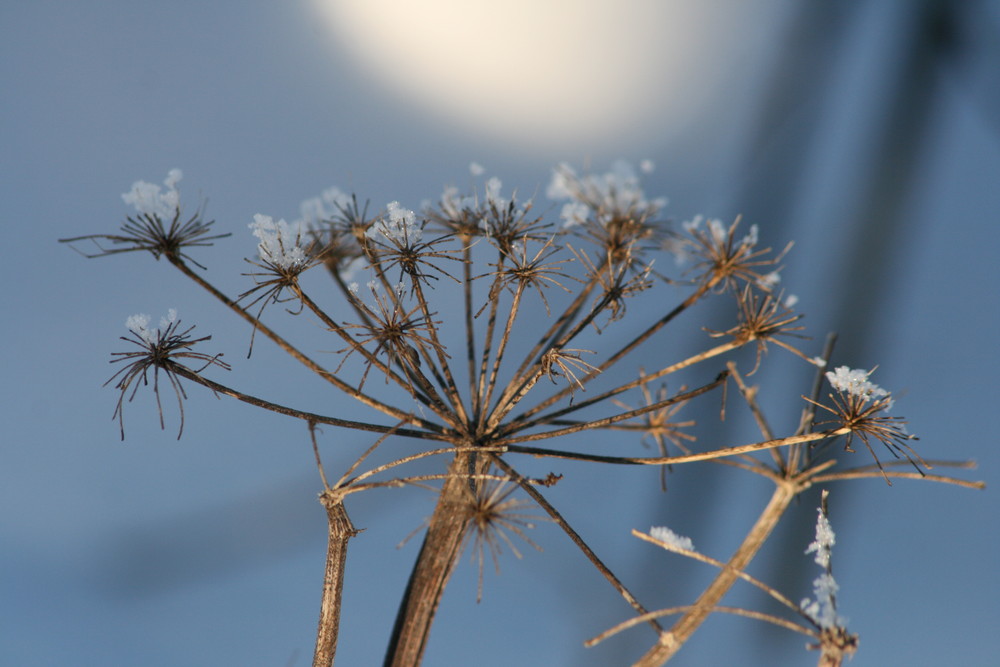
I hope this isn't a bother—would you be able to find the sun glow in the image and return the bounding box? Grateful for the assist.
[310,0,723,150]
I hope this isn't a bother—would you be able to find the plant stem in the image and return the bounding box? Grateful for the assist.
[313,494,358,667]
[632,481,798,666]
[167,256,418,425]
[383,451,484,667]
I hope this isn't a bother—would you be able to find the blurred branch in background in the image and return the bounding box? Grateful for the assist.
[712,0,998,661]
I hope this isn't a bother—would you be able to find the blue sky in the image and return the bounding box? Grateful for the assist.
[3,2,998,665]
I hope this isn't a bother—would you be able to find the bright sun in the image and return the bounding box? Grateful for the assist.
[310,0,732,151]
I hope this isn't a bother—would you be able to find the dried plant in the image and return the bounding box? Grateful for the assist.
[61,162,982,666]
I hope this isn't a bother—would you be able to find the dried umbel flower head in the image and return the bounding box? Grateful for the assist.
[675,215,789,292]
[362,202,464,291]
[59,169,230,269]
[64,161,983,667]
[809,366,926,484]
[549,160,668,270]
[338,280,447,392]
[610,373,696,490]
[106,310,229,439]
[484,235,577,316]
[459,479,544,602]
[707,285,817,373]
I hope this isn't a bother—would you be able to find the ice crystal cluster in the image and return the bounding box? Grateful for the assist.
[547,159,667,228]
[825,366,890,403]
[125,308,178,345]
[122,168,183,219]
[801,505,844,630]
[649,525,696,551]
[249,214,307,270]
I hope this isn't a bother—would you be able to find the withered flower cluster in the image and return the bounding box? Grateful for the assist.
[61,162,980,667]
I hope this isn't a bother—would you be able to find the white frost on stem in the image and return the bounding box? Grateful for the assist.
[800,500,846,629]
[649,525,695,551]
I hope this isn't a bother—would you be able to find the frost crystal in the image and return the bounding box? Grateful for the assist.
[683,216,760,251]
[825,366,890,403]
[122,169,183,219]
[249,214,307,270]
[547,160,667,228]
[760,271,781,290]
[801,573,842,629]
[339,256,368,280]
[805,507,836,568]
[298,186,352,227]
[367,201,422,244]
[800,503,846,629]
[560,201,591,227]
[484,177,505,208]
[469,161,485,176]
[126,308,178,345]
[683,216,725,242]
[649,525,695,551]
[439,185,476,219]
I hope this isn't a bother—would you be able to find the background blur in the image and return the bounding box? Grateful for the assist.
[2,1,998,665]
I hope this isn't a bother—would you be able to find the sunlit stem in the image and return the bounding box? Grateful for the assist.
[462,243,479,419]
[410,277,470,426]
[312,495,357,667]
[169,364,450,440]
[295,285,459,429]
[474,258,508,424]
[383,450,488,667]
[633,481,800,666]
[477,280,527,434]
[502,429,846,463]
[167,256,418,425]
[509,257,604,380]
[508,339,744,433]
[517,274,721,423]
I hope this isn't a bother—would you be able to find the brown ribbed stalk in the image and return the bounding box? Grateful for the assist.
[313,494,358,667]
[383,451,482,667]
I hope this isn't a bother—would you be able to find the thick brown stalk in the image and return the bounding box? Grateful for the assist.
[383,451,483,667]
[313,495,358,667]
[632,482,798,666]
